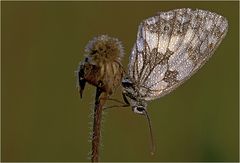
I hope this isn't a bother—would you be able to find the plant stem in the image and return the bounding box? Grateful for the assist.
[91,87,107,162]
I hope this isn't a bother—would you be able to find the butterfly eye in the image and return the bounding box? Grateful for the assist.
[133,106,145,114]
[137,107,145,112]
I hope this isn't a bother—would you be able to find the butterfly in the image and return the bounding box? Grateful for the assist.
[119,8,228,153]
[122,8,228,114]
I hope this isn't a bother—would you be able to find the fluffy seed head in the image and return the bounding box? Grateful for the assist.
[85,35,124,64]
[78,35,125,95]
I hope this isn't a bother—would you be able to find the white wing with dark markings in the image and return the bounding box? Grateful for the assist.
[127,8,228,101]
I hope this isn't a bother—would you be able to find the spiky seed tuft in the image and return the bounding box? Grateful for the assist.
[85,35,124,64]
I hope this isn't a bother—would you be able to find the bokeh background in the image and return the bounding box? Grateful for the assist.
[1,1,239,162]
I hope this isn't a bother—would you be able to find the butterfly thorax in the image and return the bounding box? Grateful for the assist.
[122,76,147,114]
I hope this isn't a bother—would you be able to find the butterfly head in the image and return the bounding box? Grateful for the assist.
[132,105,147,115]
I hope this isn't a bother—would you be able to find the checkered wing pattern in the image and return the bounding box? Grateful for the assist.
[127,8,228,101]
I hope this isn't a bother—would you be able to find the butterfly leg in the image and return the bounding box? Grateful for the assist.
[122,92,130,105]
[103,92,130,110]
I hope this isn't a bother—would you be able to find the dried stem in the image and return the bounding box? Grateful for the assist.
[91,87,107,162]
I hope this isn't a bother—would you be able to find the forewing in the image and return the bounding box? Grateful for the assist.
[127,8,228,101]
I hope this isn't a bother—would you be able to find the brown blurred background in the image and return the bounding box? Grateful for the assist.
[1,1,239,162]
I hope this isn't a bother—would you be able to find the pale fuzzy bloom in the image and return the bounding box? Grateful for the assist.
[85,35,124,64]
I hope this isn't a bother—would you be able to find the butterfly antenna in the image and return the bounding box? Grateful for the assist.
[143,109,155,155]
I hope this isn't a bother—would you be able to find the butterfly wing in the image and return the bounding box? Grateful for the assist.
[128,8,228,101]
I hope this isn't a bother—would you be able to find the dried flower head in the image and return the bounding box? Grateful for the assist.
[85,35,124,64]
[78,35,125,96]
